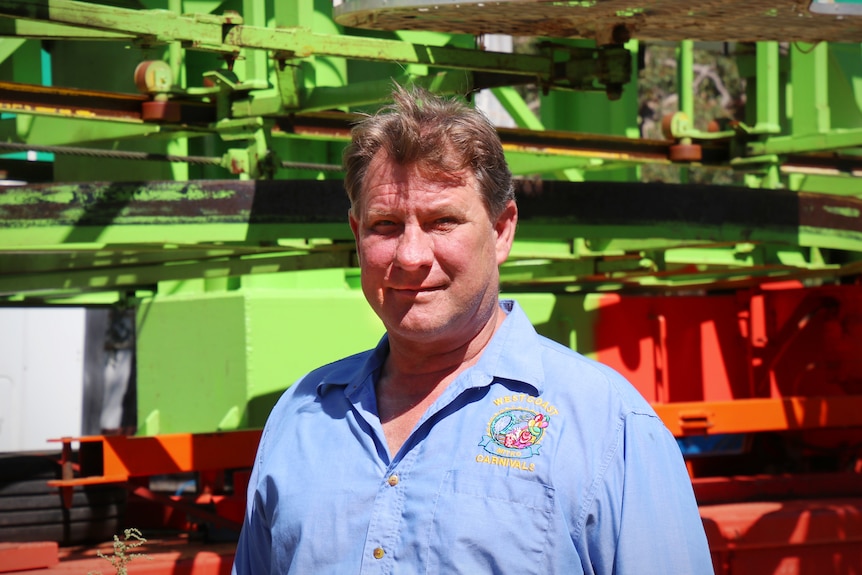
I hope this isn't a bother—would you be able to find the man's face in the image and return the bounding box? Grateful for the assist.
[349,154,517,348]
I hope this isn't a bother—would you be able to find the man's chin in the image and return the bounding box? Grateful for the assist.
[384,313,453,343]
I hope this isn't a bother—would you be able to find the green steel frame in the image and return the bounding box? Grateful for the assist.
[0,0,861,305]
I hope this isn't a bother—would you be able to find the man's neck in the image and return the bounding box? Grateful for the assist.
[375,305,507,456]
[383,304,506,385]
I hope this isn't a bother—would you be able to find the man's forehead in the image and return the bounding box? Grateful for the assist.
[363,160,475,198]
[368,155,467,184]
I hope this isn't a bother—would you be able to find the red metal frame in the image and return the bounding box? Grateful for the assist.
[47,430,261,533]
[32,283,862,575]
[0,543,58,573]
[48,430,261,486]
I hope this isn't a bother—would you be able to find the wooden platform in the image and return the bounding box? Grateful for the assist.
[334,0,862,43]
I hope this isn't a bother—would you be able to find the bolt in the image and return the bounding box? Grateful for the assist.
[606,84,623,101]
[612,24,631,45]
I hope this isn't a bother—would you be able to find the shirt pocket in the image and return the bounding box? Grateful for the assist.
[425,469,555,575]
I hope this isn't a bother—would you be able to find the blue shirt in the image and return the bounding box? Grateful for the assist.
[232,300,714,574]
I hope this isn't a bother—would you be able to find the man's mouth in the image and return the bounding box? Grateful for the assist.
[390,285,444,295]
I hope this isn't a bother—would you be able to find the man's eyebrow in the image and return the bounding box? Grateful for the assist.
[365,207,393,217]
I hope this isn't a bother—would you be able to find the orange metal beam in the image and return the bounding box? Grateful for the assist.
[654,395,862,436]
[43,396,862,488]
[48,429,262,487]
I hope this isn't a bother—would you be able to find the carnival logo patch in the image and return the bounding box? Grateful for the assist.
[480,408,550,459]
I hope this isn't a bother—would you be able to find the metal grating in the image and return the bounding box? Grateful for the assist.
[333,0,862,43]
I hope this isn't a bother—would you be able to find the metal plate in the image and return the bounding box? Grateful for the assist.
[334,0,862,43]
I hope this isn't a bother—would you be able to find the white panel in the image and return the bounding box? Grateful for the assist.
[0,310,25,452]
[0,308,85,453]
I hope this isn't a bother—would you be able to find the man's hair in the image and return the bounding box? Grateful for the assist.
[343,84,514,217]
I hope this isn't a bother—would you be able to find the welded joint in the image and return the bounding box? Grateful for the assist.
[537,42,632,100]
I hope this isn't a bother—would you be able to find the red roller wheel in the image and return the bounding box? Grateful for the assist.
[142,100,181,123]
[669,143,702,162]
[661,113,676,140]
[134,60,173,94]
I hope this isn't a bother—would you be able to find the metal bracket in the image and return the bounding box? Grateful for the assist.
[539,42,633,99]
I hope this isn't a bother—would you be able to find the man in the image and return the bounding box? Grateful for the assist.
[232,86,714,574]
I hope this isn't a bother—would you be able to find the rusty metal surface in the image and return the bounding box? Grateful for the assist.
[516,180,862,238]
[0,80,215,125]
[0,180,350,227]
[334,0,862,43]
[0,81,142,121]
[3,179,861,239]
[5,82,862,176]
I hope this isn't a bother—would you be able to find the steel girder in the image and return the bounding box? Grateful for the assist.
[0,1,859,302]
[3,179,862,302]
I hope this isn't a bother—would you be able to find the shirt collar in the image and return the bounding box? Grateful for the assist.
[315,299,545,399]
[469,300,544,395]
[316,334,389,399]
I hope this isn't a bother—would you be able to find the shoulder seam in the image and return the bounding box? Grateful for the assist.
[572,409,626,545]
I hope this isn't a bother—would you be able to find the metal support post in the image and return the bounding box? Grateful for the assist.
[677,40,694,120]
[755,41,781,134]
[677,40,694,181]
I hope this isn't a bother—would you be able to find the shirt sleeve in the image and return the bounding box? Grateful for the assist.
[232,431,273,575]
[584,412,715,574]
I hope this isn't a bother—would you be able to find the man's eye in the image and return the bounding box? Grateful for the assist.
[371,220,398,231]
[432,218,458,230]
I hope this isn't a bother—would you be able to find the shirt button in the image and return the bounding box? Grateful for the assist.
[387,474,399,486]
[373,547,385,559]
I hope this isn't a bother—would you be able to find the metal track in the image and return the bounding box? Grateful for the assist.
[3,80,862,175]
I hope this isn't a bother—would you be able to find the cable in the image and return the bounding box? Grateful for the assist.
[0,141,343,172]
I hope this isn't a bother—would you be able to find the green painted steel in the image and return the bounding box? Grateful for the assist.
[0,1,861,434]
[4,180,862,301]
[136,280,384,434]
[0,4,859,289]
[134,286,609,435]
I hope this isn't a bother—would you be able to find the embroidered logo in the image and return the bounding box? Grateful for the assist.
[480,408,550,459]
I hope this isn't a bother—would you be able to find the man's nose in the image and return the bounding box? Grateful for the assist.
[394,224,433,269]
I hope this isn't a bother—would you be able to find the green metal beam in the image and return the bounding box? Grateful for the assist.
[0,249,353,297]
[2,180,861,300]
[748,128,862,155]
[0,0,629,93]
[490,86,543,131]
[790,42,831,135]
[0,0,233,49]
[9,116,160,145]
[677,40,694,120]
[0,15,133,39]
[0,36,23,65]
[0,0,543,72]
[299,72,473,113]
[755,41,782,134]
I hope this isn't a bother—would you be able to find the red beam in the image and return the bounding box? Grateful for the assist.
[0,542,58,573]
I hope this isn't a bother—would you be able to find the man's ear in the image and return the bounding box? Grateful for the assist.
[494,200,518,265]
